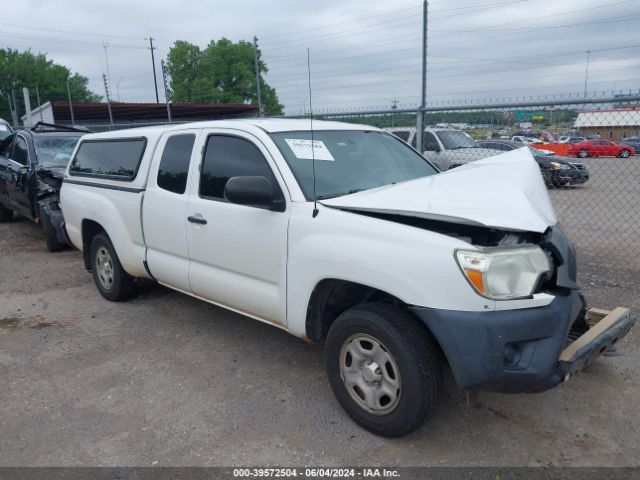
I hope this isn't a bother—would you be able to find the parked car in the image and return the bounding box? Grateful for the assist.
[511,135,543,144]
[559,136,586,144]
[0,122,87,251]
[387,127,503,170]
[60,119,634,437]
[479,140,589,187]
[0,118,13,142]
[618,137,640,154]
[567,139,635,158]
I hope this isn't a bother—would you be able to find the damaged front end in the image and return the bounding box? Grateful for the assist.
[35,166,70,245]
[320,149,635,393]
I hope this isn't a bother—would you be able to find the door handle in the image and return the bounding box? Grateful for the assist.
[188,214,207,225]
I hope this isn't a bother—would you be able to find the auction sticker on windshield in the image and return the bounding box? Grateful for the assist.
[284,139,335,161]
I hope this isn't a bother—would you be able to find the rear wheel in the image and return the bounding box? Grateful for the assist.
[325,302,442,437]
[0,203,13,222]
[578,149,589,158]
[618,149,631,158]
[90,232,136,301]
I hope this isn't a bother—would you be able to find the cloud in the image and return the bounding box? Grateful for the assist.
[2,0,639,113]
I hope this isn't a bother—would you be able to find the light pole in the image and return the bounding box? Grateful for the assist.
[116,77,125,101]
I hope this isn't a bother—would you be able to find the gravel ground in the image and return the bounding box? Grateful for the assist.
[0,158,638,467]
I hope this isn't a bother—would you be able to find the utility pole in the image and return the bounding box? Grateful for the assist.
[161,59,172,122]
[583,50,591,100]
[149,37,160,103]
[253,36,263,117]
[415,0,428,152]
[66,77,75,125]
[103,73,114,126]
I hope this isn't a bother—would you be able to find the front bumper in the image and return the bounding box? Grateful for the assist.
[411,294,635,393]
[549,169,589,185]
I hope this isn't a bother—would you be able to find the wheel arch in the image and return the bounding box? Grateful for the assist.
[305,278,441,346]
[81,219,106,270]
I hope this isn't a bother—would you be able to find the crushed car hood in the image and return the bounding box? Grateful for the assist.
[320,148,557,233]
[37,165,66,179]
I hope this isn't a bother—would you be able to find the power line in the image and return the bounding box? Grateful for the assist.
[0,31,147,49]
[0,21,146,40]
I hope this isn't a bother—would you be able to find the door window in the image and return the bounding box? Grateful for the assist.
[157,134,196,194]
[199,135,283,204]
[423,132,439,151]
[13,136,29,165]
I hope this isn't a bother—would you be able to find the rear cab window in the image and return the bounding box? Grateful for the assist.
[69,138,147,181]
[157,134,196,194]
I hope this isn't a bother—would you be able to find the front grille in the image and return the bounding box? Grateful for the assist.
[569,162,587,170]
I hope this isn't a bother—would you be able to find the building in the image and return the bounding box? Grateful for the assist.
[21,101,259,130]
[574,108,640,141]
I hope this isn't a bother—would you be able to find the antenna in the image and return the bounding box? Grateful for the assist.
[308,48,319,218]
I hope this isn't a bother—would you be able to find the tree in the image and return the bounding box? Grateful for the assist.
[0,48,101,123]
[166,38,283,115]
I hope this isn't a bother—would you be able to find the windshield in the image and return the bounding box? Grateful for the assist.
[436,130,478,149]
[270,130,438,200]
[34,135,81,167]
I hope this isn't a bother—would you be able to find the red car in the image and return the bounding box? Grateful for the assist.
[568,139,635,158]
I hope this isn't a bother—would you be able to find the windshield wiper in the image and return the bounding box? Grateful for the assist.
[317,188,365,200]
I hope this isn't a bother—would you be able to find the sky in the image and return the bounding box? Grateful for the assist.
[2,0,639,114]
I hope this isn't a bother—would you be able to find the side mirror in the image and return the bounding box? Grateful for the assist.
[224,176,280,211]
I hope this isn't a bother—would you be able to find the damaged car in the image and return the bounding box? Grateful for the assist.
[0,122,87,251]
[60,120,635,437]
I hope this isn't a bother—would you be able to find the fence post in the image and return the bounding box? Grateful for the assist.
[161,59,172,122]
[103,74,114,127]
[66,77,75,125]
[253,36,263,117]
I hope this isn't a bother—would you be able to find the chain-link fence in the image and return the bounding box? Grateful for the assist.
[12,92,639,308]
[292,95,640,309]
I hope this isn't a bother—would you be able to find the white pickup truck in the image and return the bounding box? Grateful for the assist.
[61,119,634,437]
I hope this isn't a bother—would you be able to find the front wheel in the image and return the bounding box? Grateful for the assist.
[618,149,631,158]
[325,302,442,437]
[578,149,589,158]
[90,232,136,301]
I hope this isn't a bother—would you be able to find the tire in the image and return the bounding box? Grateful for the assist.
[90,232,136,301]
[325,302,442,437]
[40,210,65,252]
[0,203,13,222]
[578,149,589,158]
[618,149,631,158]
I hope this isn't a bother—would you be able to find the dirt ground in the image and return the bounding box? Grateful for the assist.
[0,157,638,466]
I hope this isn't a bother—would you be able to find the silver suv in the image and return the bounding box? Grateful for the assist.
[387,127,503,170]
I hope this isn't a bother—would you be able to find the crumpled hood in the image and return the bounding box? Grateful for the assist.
[37,165,66,180]
[320,148,557,233]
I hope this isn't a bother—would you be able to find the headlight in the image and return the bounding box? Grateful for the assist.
[550,161,570,170]
[455,246,552,300]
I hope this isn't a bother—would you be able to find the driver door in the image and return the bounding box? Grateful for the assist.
[6,135,33,217]
[186,131,289,325]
